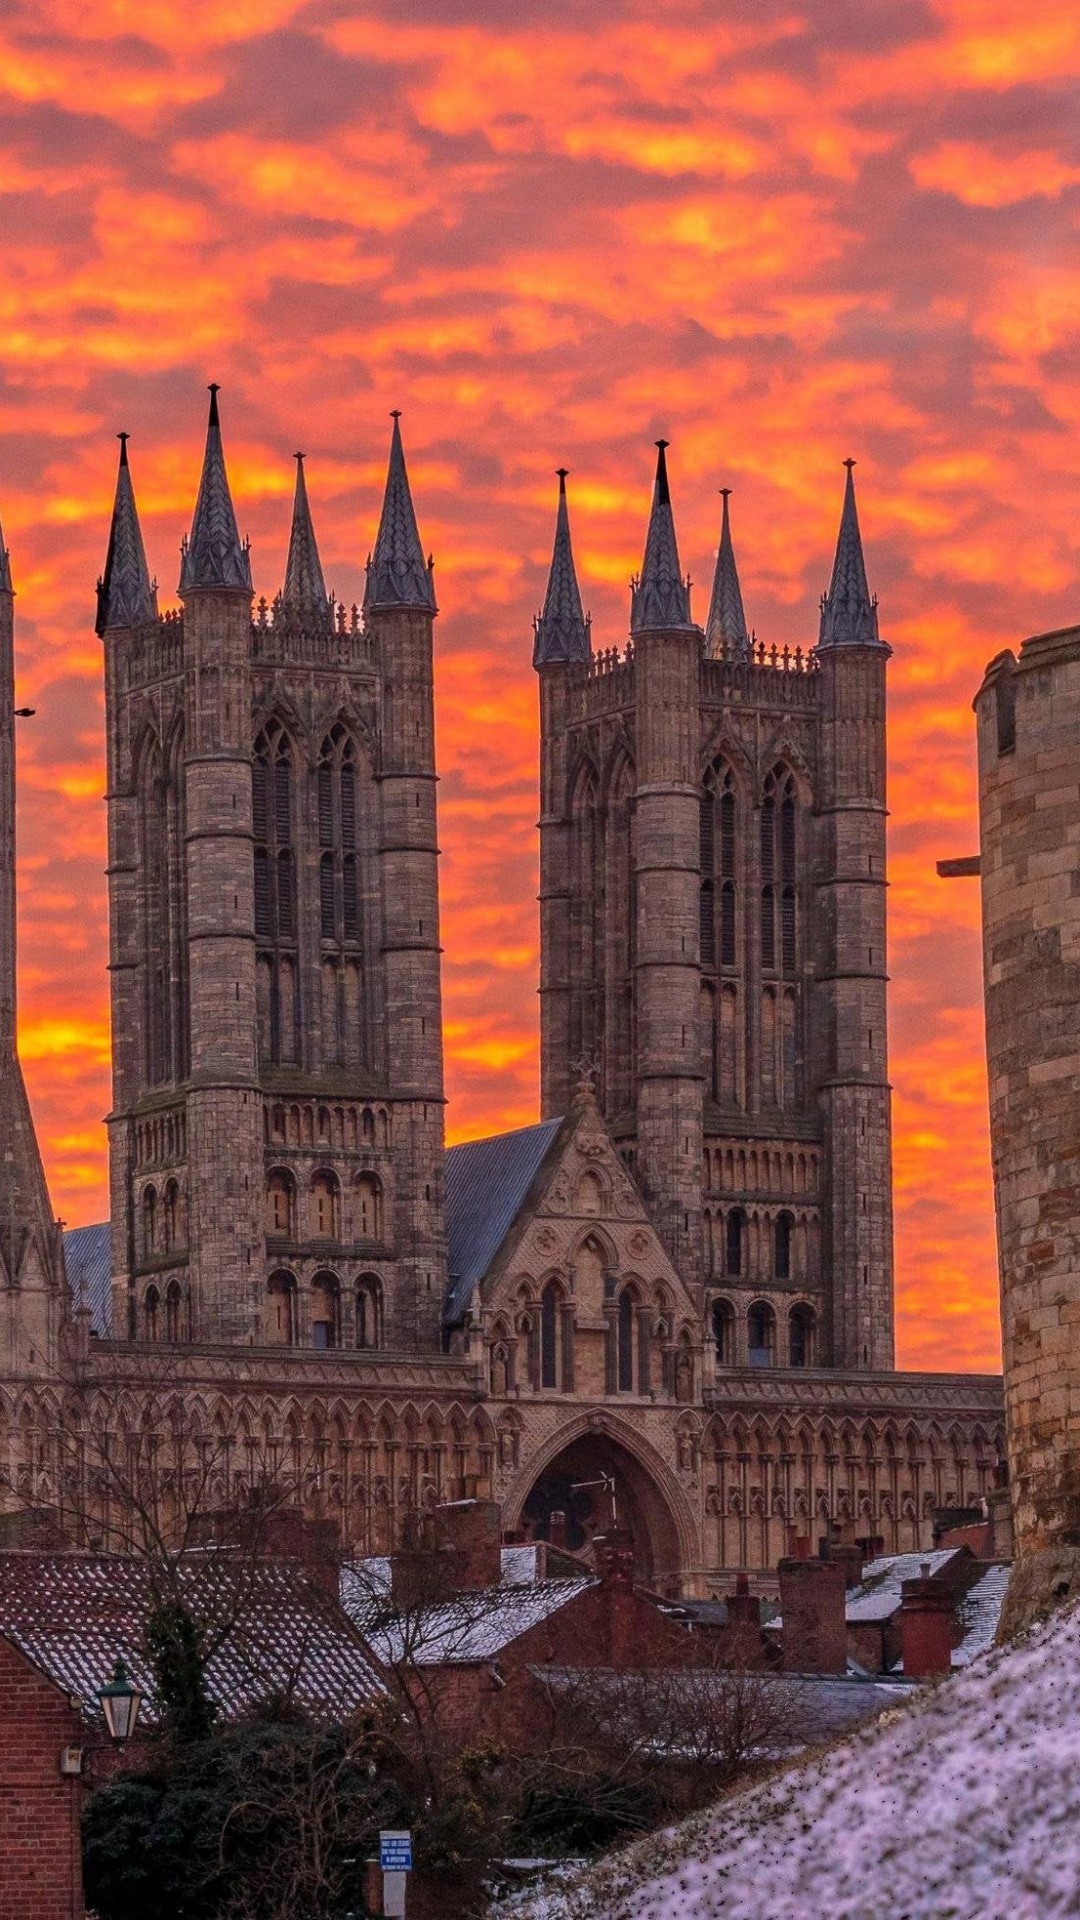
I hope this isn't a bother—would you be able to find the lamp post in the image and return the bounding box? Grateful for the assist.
[98,1659,142,1746]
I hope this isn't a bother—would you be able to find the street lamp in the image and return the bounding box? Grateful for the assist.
[98,1659,142,1746]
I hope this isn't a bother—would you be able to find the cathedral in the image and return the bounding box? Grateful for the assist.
[0,392,1003,1593]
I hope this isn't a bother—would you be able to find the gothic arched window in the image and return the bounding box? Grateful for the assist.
[775,1210,794,1281]
[748,1301,775,1366]
[539,1280,560,1389]
[356,1275,383,1351]
[790,1303,815,1368]
[253,723,298,1066]
[725,1208,745,1277]
[760,767,798,977]
[165,1280,184,1343]
[712,1297,735,1366]
[311,1271,340,1350]
[701,762,738,970]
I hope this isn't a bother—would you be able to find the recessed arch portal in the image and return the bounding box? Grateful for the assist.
[504,1413,696,1594]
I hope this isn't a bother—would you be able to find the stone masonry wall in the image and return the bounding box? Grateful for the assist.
[975,626,1080,1630]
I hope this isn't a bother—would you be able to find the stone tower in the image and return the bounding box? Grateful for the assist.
[0,507,66,1377]
[975,625,1080,1623]
[99,396,446,1352]
[535,450,894,1369]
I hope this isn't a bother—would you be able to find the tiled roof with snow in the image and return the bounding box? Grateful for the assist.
[952,1564,1010,1666]
[0,1552,385,1727]
[340,1568,593,1667]
[496,1585,1080,1920]
[845,1547,963,1623]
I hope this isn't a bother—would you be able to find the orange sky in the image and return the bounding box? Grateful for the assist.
[3,0,1078,1372]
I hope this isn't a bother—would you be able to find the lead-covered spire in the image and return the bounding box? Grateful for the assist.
[818,459,881,649]
[281,453,331,624]
[533,469,591,668]
[630,440,693,634]
[95,434,157,636]
[0,510,11,595]
[705,489,749,660]
[364,411,435,614]
[179,385,252,595]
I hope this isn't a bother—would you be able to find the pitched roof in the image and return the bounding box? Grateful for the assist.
[63,1221,111,1334]
[705,489,749,660]
[341,1565,593,1667]
[0,1551,385,1727]
[818,459,881,649]
[443,1119,563,1325]
[178,386,252,595]
[95,434,157,635]
[845,1548,966,1624]
[281,452,331,624]
[630,440,694,634]
[364,412,435,614]
[533,470,591,667]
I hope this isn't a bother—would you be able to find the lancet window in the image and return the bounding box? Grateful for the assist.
[253,723,298,1066]
[701,761,741,1107]
[760,766,797,977]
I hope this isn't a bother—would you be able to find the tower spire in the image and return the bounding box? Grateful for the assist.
[630,440,693,633]
[280,453,330,624]
[0,501,65,1301]
[818,458,881,648]
[533,469,591,667]
[95,434,157,636]
[364,411,435,614]
[179,385,252,595]
[705,488,750,660]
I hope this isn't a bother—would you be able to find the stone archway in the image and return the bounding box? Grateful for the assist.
[505,1414,695,1594]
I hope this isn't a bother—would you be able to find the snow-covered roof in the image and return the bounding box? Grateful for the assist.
[845,1547,964,1623]
[952,1564,1010,1667]
[496,1583,1080,1920]
[0,1551,385,1727]
[343,1573,593,1667]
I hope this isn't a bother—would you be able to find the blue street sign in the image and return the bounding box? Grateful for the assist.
[380,1831,413,1873]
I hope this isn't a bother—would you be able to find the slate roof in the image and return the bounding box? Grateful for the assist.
[63,1222,111,1336]
[951,1564,1009,1667]
[0,1551,386,1727]
[443,1118,562,1325]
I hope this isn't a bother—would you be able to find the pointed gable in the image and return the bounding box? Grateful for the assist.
[444,1092,697,1331]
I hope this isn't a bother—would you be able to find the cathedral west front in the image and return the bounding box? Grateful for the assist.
[0,393,1003,1594]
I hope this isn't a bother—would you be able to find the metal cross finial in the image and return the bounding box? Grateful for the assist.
[843,456,856,471]
[571,1056,599,1101]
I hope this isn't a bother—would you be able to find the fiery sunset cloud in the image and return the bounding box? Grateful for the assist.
[3,0,1078,1370]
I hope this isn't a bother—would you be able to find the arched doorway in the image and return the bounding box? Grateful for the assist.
[507,1418,692,1592]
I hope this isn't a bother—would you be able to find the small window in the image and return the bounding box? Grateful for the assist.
[312,1171,337,1239]
[356,1277,383,1351]
[712,1297,735,1366]
[357,1173,382,1241]
[311,1272,339,1350]
[790,1304,815,1368]
[320,854,335,940]
[617,1289,634,1393]
[775,1210,793,1281]
[748,1301,775,1367]
[267,1172,293,1238]
[725,1209,744,1277]
[540,1281,559,1389]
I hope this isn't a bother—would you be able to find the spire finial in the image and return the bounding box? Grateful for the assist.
[818,459,881,649]
[179,385,252,595]
[0,507,11,596]
[96,433,157,636]
[705,485,749,661]
[534,469,590,669]
[631,439,693,634]
[280,449,331,628]
[364,413,436,614]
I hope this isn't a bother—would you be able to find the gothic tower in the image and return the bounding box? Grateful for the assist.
[99,397,446,1352]
[536,450,894,1369]
[0,506,66,1377]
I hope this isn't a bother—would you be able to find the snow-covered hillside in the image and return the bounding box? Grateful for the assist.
[496,1601,1080,1920]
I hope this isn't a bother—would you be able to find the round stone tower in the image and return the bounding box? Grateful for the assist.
[975,623,1080,1629]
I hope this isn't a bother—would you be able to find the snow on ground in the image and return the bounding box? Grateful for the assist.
[494,1600,1080,1920]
